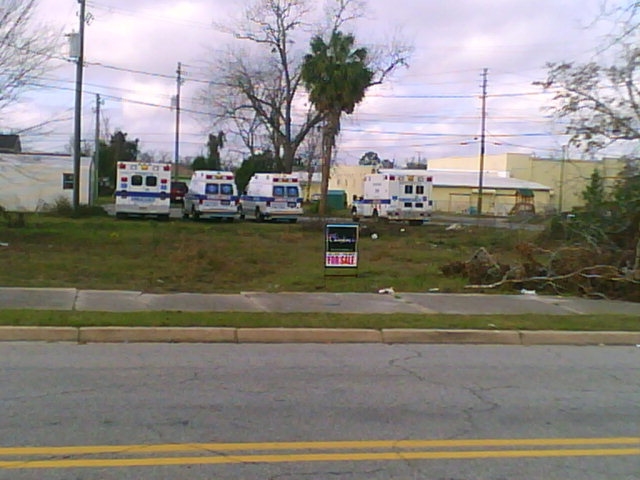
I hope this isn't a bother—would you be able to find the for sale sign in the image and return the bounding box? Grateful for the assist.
[325,224,358,268]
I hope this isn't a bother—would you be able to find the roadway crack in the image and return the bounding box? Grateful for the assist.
[268,467,385,479]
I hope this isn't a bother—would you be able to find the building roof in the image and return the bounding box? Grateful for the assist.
[428,169,551,191]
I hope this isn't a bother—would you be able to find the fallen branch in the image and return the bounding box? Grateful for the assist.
[465,265,640,290]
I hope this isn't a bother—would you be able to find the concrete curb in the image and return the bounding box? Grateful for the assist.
[237,328,382,343]
[520,330,640,346]
[78,327,237,343]
[0,327,639,345]
[0,326,78,342]
[382,329,522,344]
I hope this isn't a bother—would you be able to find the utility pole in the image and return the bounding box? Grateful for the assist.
[174,62,182,181]
[477,68,488,216]
[92,94,102,205]
[73,0,86,211]
[558,145,567,213]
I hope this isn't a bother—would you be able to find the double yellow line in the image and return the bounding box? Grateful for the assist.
[1,437,638,469]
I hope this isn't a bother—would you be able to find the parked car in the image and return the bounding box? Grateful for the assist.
[170,181,188,204]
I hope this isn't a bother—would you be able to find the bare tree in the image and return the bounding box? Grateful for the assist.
[0,0,62,115]
[535,2,640,153]
[200,0,321,172]
[200,0,411,173]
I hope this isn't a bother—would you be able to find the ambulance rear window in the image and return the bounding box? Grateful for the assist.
[273,186,285,197]
[286,186,299,197]
[130,175,157,187]
[206,183,234,195]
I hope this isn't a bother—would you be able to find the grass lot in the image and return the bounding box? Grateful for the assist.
[0,310,638,331]
[2,213,637,331]
[0,214,537,294]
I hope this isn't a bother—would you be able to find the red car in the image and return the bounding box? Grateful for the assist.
[170,181,188,204]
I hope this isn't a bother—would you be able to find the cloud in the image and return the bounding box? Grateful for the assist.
[5,0,613,164]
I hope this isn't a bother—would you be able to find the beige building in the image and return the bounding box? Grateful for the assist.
[427,170,551,216]
[427,153,626,212]
[328,163,551,215]
[326,152,628,216]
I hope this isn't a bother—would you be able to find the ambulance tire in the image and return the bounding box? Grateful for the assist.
[192,207,200,221]
[182,209,189,220]
[159,214,170,221]
[255,207,265,222]
[238,206,245,221]
[372,209,379,221]
[115,212,127,220]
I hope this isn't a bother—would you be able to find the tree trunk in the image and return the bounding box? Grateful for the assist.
[319,121,332,217]
[282,142,295,173]
[634,225,640,280]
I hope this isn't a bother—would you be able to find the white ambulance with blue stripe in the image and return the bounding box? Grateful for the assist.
[182,170,239,221]
[351,169,433,225]
[114,161,171,219]
[240,173,303,222]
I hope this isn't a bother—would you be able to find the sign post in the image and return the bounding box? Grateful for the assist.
[324,223,359,277]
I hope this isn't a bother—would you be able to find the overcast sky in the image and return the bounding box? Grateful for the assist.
[5,0,620,166]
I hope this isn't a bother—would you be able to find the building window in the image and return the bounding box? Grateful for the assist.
[62,173,74,190]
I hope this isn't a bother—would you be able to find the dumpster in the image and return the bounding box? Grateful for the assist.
[327,190,347,210]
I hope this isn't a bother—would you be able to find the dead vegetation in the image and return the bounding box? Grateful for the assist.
[441,232,640,302]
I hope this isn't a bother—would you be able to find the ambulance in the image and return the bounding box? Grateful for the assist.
[351,169,433,225]
[114,161,171,219]
[240,173,303,222]
[182,170,239,221]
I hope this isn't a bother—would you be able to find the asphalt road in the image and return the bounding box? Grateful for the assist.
[1,343,638,479]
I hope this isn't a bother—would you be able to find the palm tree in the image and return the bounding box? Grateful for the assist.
[301,31,373,215]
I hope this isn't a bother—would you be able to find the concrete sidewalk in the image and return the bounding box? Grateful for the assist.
[1,287,640,315]
[1,288,639,345]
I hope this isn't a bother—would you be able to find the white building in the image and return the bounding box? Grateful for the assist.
[0,154,91,211]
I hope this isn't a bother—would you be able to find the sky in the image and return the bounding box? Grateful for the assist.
[3,0,623,166]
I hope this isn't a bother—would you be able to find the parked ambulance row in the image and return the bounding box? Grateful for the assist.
[113,162,434,224]
[114,162,303,222]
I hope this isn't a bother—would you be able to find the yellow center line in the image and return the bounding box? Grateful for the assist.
[1,448,639,469]
[0,437,638,457]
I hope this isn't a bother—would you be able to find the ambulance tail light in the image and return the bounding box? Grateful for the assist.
[119,163,126,169]
[427,176,433,182]
[206,175,212,179]
[161,178,168,184]
[163,165,171,171]
[121,177,127,182]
